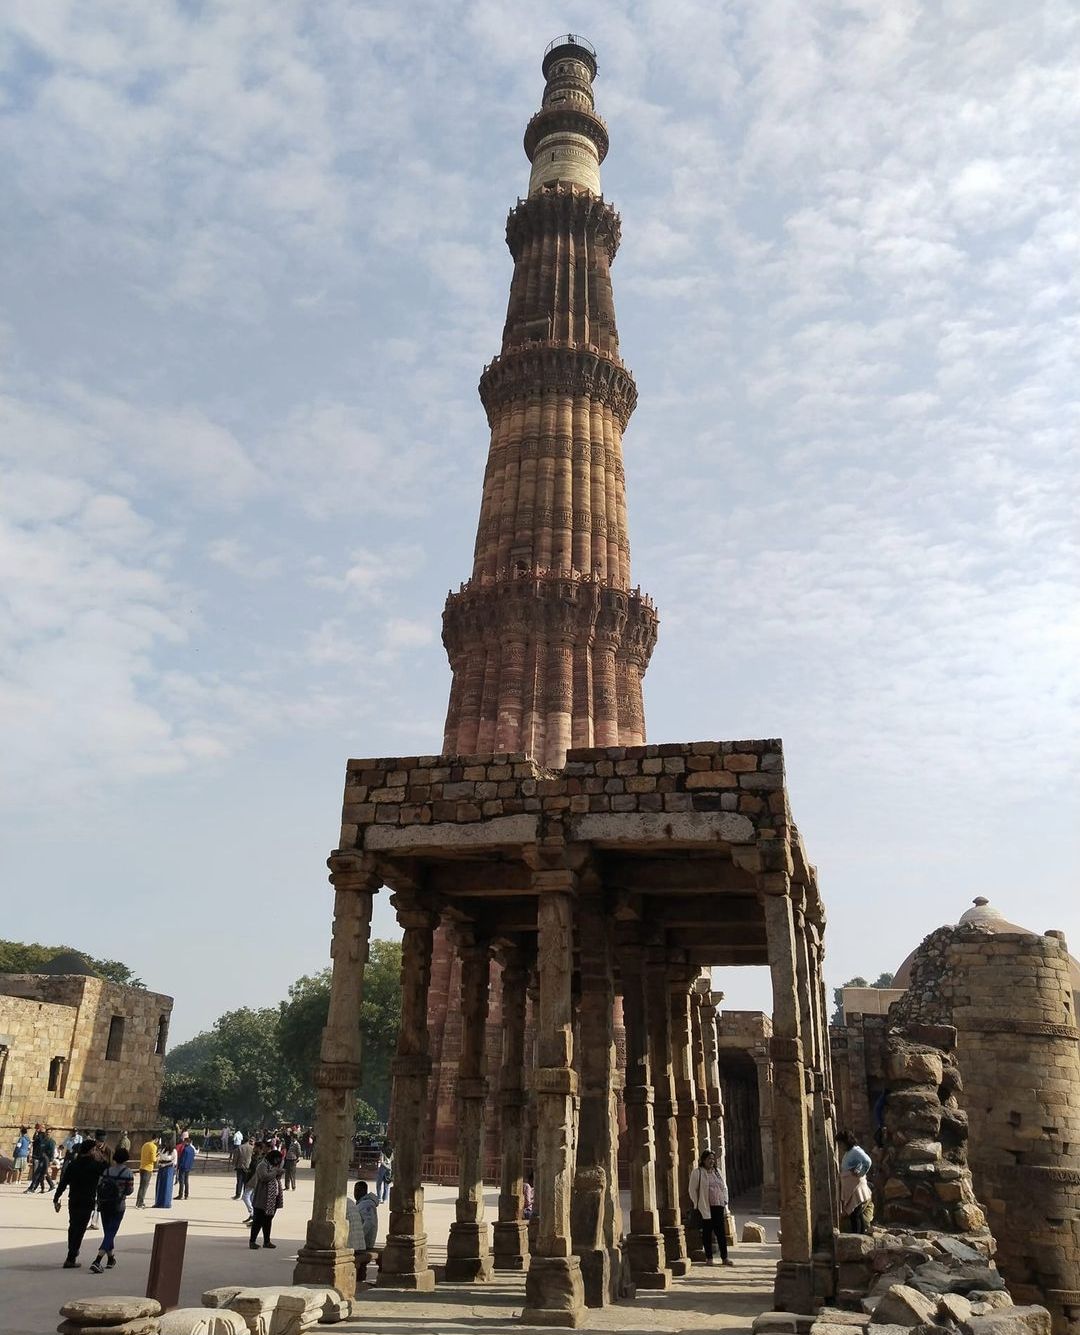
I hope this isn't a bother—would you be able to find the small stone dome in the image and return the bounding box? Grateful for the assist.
[892,898,1080,990]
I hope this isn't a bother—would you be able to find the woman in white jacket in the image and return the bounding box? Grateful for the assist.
[688,1149,734,1266]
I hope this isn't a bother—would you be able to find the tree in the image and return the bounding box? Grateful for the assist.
[277,938,402,1120]
[164,1030,218,1075]
[872,971,895,988]
[0,938,145,989]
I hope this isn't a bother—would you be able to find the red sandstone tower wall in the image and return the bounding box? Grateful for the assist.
[423,39,654,1177]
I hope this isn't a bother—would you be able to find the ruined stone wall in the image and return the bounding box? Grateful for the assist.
[946,931,1080,1332]
[0,973,172,1145]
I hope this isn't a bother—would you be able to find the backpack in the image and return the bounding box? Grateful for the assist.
[97,1166,128,1210]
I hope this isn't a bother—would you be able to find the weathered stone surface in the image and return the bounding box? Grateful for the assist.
[743,1221,768,1243]
[752,1316,799,1334]
[159,1311,246,1335]
[835,1233,876,1263]
[873,1285,941,1327]
[59,1300,163,1326]
[814,1309,872,1326]
[292,1288,351,1323]
[201,1292,242,1311]
[961,1309,1051,1335]
[57,1323,158,1335]
[967,1293,1013,1314]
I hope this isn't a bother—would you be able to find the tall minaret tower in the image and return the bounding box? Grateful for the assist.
[441,35,658,769]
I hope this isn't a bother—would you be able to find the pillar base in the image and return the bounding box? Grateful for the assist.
[662,1225,692,1277]
[574,1246,611,1309]
[493,1220,530,1271]
[625,1233,673,1290]
[521,1254,586,1328]
[292,1246,358,1300]
[774,1260,816,1312]
[377,1234,437,1291]
[445,1221,494,1283]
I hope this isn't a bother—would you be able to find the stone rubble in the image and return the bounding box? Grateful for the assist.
[57,1298,162,1335]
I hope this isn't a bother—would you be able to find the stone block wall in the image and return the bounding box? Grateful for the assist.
[0,973,172,1145]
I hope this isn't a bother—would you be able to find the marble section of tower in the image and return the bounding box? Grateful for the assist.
[441,39,658,770]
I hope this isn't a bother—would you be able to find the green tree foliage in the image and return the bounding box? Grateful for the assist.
[159,939,402,1127]
[0,939,146,989]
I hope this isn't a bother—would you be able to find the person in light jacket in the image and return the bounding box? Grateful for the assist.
[688,1149,734,1266]
[837,1130,873,1234]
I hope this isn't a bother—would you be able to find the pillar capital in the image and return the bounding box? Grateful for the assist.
[326,849,381,892]
[391,892,439,932]
[757,870,792,897]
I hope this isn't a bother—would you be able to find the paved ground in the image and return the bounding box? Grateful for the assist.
[0,1158,780,1335]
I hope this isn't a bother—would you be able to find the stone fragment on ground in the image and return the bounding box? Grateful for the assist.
[201,1291,242,1311]
[59,1300,163,1326]
[936,1292,973,1326]
[873,1284,941,1327]
[159,1312,246,1335]
[58,1323,159,1335]
[752,1313,800,1334]
[968,1293,1013,1313]
[814,1310,872,1327]
[960,1310,1051,1335]
[743,1222,768,1243]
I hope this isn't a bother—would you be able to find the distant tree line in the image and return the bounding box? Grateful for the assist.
[0,938,145,989]
[160,939,401,1129]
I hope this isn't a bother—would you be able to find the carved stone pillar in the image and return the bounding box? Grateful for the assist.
[760,874,814,1312]
[690,989,711,1166]
[645,950,690,1277]
[522,866,585,1327]
[446,932,494,1282]
[753,1045,780,1213]
[794,901,836,1261]
[618,929,671,1291]
[699,987,725,1167]
[493,947,530,1272]
[294,852,380,1297]
[378,894,438,1292]
[670,983,701,1261]
[571,892,621,1307]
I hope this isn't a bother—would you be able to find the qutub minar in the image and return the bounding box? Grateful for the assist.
[296,34,835,1329]
[425,33,653,1179]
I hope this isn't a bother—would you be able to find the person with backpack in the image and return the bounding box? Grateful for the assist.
[53,1140,105,1268]
[283,1133,301,1191]
[87,1147,135,1273]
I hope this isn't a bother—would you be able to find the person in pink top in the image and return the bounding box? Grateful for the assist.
[688,1149,734,1266]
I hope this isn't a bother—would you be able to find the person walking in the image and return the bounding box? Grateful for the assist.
[117,1130,131,1155]
[13,1127,31,1184]
[235,1135,255,1202]
[176,1135,195,1200]
[136,1136,157,1207]
[88,1148,135,1273]
[153,1138,176,1208]
[28,1125,56,1194]
[375,1141,393,1204]
[837,1130,873,1234]
[249,1149,284,1249]
[240,1141,264,1225]
[53,1141,105,1268]
[283,1134,300,1192]
[688,1149,734,1267]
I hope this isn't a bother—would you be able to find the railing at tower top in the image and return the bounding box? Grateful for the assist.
[544,33,597,59]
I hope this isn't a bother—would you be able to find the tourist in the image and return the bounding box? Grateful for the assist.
[688,1149,734,1267]
[176,1134,195,1200]
[88,1147,135,1273]
[241,1141,264,1225]
[53,1141,105,1269]
[153,1137,177,1208]
[235,1134,254,1201]
[136,1135,157,1207]
[233,1128,243,1154]
[837,1131,872,1234]
[522,1172,534,1221]
[346,1179,379,1281]
[27,1124,55,1194]
[13,1127,30,1183]
[249,1149,284,1250]
[283,1133,301,1191]
[375,1140,393,1203]
[118,1130,131,1154]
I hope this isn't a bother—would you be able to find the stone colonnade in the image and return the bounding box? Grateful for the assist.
[296,866,834,1323]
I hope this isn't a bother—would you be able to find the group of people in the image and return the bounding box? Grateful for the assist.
[30,1134,138,1271]
[135,1132,198,1208]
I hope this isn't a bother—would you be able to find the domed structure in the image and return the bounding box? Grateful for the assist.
[892,897,1080,993]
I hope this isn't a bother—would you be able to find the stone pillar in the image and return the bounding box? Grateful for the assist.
[671,984,701,1260]
[753,1045,780,1213]
[793,900,835,1256]
[571,892,621,1307]
[690,990,711,1166]
[645,950,690,1277]
[522,865,586,1328]
[378,895,438,1292]
[699,987,726,1165]
[760,874,814,1312]
[446,932,494,1282]
[294,853,380,1297]
[493,947,530,1272]
[618,930,672,1291]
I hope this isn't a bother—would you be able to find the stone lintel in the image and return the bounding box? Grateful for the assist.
[365,815,539,852]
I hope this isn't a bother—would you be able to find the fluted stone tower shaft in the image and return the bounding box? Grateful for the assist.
[442,37,658,770]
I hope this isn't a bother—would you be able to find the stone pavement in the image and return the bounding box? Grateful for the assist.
[0,1161,779,1334]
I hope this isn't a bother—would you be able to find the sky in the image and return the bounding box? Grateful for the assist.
[1,0,1077,1045]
